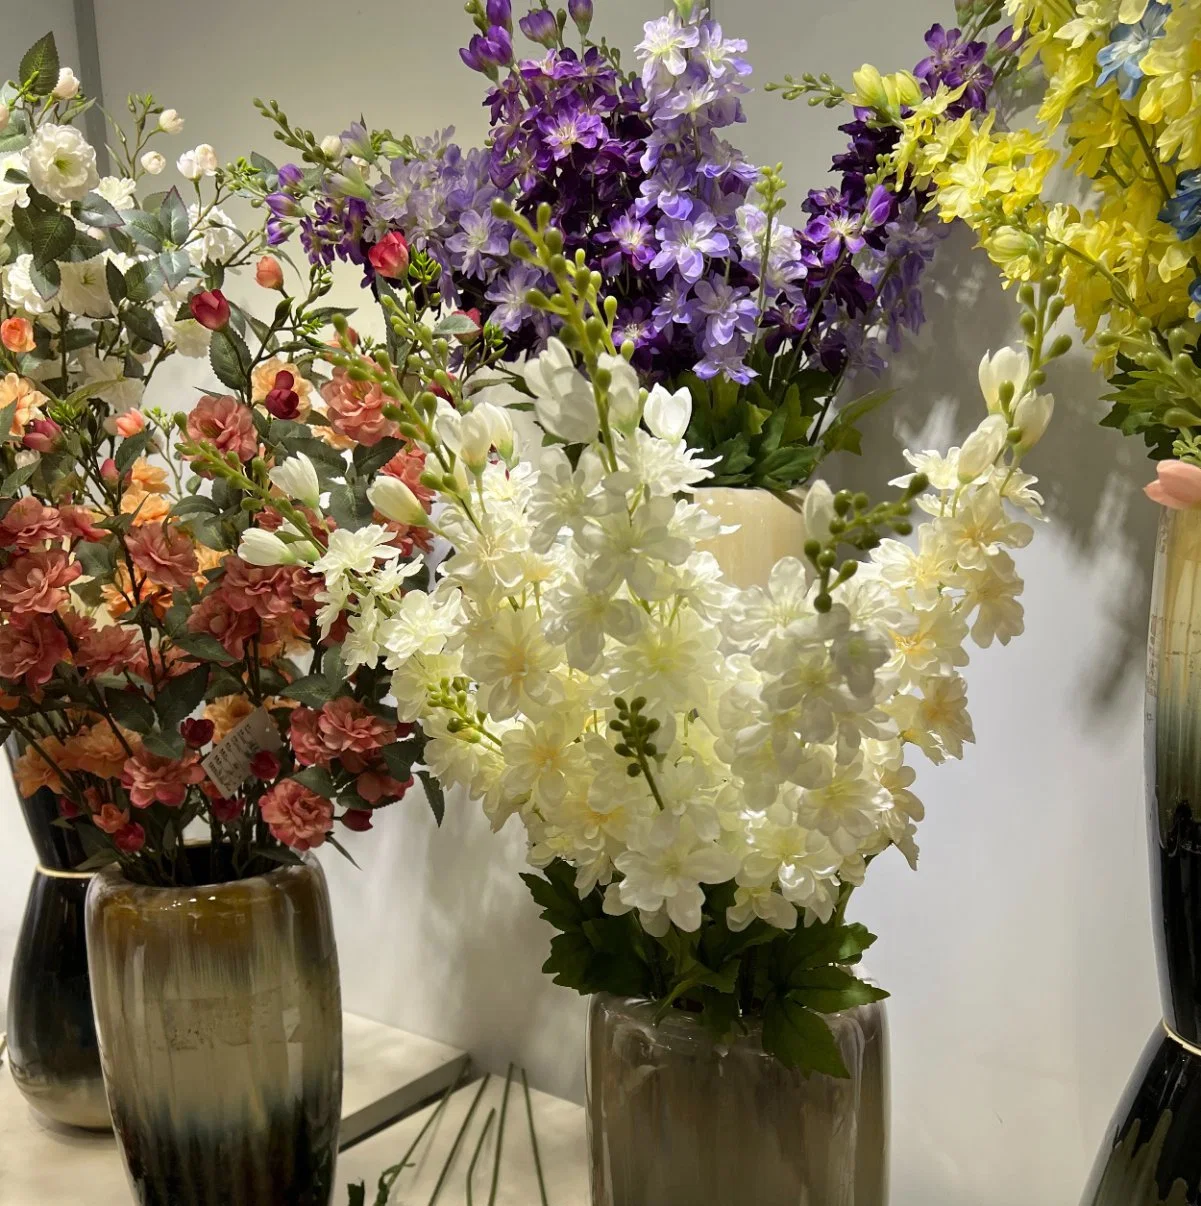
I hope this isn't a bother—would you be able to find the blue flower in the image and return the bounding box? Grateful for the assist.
[1096,1,1171,100]
[1191,276,1201,308]
[1160,170,1201,241]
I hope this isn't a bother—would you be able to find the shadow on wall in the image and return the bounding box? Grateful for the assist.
[835,225,1159,718]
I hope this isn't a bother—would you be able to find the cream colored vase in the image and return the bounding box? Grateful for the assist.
[694,486,809,589]
[85,852,342,1206]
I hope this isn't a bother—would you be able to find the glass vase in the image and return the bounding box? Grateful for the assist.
[5,747,109,1130]
[85,848,343,1206]
[586,993,889,1206]
[1081,509,1201,1204]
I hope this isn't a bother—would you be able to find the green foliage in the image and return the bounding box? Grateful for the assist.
[523,860,887,1076]
[19,32,59,99]
[210,327,252,393]
[1101,356,1180,461]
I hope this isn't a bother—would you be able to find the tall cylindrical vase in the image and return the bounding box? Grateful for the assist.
[86,850,343,1206]
[587,994,889,1206]
[5,749,109,1130]
[1081,509,1201,1205]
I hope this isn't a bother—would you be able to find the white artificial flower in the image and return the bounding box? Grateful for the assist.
[381,590,464,666]
[320,135,344,158]
[643,383,692,442]
[96,175,137,211]
[462,607,560,720]
[313,525,398,582]
[140,151,166,176]
[155,306,210,357]
[610,813,740,933]
[957,414,1009,483]
[598,352,642,434]
[177,143,217,181]
[158,108,185,134]
[58,257,113,318]
[0,151,30,225]
[942,487,1032,571]
[977,346,1029,415]
[185,204,240,267]
[500,710,589,806]
[1013,390,1054,451]
[455,401,512,474]
[578,494,692,598]
[268,453,321,508]
[27,123,98,203]
[238,529,299,567]
[960,552,1025,647]
[52,68,81,100]
[369,476,430,527]
[543,572,645,671]
[524,338,598,444]
[3,254,50,315]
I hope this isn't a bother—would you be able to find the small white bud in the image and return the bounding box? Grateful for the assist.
[1012,391,1054,452]
[158,108,184,134]
[320,135,344,159]
[52,68,80,100]
[140,150,166,176]
[368,477,430,527]
[958,414,1010,482]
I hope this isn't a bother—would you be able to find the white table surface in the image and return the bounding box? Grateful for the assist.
[337,1073,588,1205]
[0,1013,468,1206]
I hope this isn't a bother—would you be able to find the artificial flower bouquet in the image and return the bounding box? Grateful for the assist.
[245,0,1013,493]
[0,33,443,887]
[214,183,1066,1069]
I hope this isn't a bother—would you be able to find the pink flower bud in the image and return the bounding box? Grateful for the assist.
[100,457,120,485]
[367,231,410,280]
[23,418,62,453]
[113,409,145,438]
[264,370,300,420]
[255,255,284,290]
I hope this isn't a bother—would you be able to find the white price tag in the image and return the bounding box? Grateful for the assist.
[202,707,282,798]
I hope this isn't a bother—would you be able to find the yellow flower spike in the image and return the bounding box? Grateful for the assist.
[850,64,888,110]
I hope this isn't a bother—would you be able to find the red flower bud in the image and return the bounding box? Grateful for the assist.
[340,809,374,832]
[264,369,300,419]
[58,795,81,819]
[255,255,284,291]
[114,822,146,854]
[368,231,410,280]
[189,289,231,331]
[210,796,242,823]
[23,418,62,453]
[249,749,281,781]
[180,717,215,749]
[100,457,120,485]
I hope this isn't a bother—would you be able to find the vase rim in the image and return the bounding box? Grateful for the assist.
[93,846,319,898]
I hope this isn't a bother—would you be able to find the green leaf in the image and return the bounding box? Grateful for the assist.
[124,258,166,303]
[123,305,165,348]
[20,33,59,97]
[328,482,374,531]
[122,210,166,253]
[155,664,211,728]
[103,687,157,734]
[171,496,222,519]
[170,632,238,666]
[788,966,890,1014]
[76,191,125,230]
[762,996,850,1078]
[1,461,37,494]
[434,311,482,337]
[285,674,338,708]
[143,728,186,760]
[352,436,404,478]
[105,258,127,304]
[115,430,151,474]
[13,204,75,267]
[72,538,115,580]
[158,248,192,290]
[417,769,444,826]
[159,187,190,245]
[293,767,336,798]
[381,735,423,780]
[62,231,107,262]
[28,258,60,300]
[209,327,251,393]
[821,388,895,456]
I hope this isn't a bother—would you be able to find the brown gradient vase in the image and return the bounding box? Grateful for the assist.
[586,994,889,1206]
[85,850,343,1206]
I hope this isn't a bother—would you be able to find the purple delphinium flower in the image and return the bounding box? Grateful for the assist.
[692,279,757,349]
[446,207,510,278]
[537,102,608,161]
[597,211,657,274]
[915,24,994,114]
[651,213,730,283]
[520,8,558,46]
[485,263,546,332]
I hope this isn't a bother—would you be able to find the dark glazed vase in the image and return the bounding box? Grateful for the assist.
[85,849,343,1206]
[587,993,889,1206]
[5,753,109,1130]
[1082,511,1201,1206]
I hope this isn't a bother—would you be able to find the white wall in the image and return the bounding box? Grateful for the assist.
[0,3,1166,1204]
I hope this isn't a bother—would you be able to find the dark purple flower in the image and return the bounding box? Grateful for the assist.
[537,102,607,160]
[914,23,993,112]
[597,211,657,273]
[520,7,559,45]
[277,163,303,189]
[266,216,289,246]
[266,190,302,218]
[487,0,512,32]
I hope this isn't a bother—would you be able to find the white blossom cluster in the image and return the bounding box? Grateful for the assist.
[251,339,1047,938]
